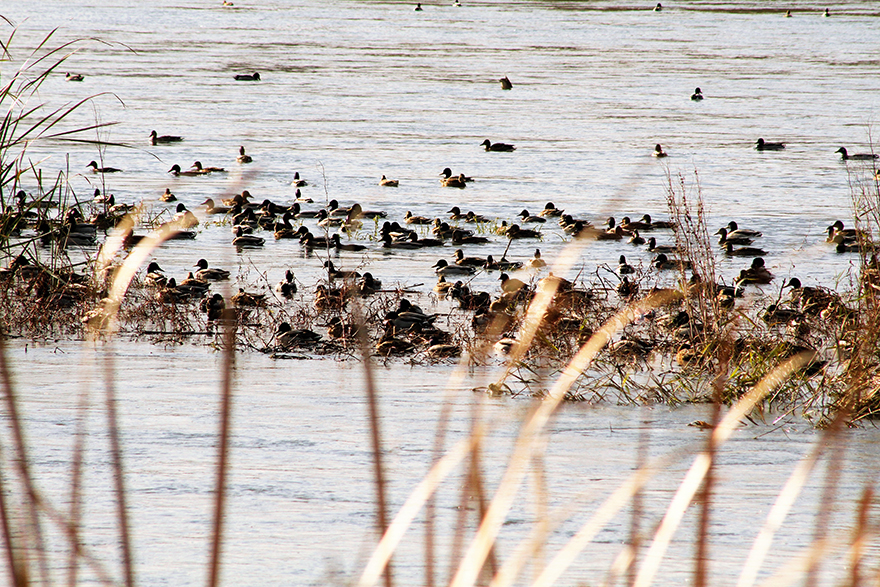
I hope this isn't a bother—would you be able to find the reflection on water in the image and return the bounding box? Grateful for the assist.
[2,0,880,584]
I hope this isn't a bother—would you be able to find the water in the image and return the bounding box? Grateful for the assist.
[2,1,880,585]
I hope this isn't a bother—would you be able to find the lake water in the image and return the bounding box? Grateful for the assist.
[2,1,880,585]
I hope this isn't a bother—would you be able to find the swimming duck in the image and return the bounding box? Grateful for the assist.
[202,198,232,215]
[194,259,230,281]
[653,144,668,157]
[331,233,367,251]
[357,273,382,296]
[539,202,563,217]
[375,329,415,356]
[484,255,522,272]
[499,76,513,90]
[519,209,546,223]
[835,147,878,161]
[275,323,322,348]
[160,188,177,202]
[87,161,122,173]
[231,288,266,307]
[527,249,547,268]
[618,276,638,299]
[499,273,527,294]
[233,72,260,81]
[327,199,353,217]
[172,203,199,228]
[415,3,423,10]
[618,255,635,275]
[379,175,399,187]
[149,130,183,145]
[723,242,768,257]
[168,163,204,177]
[433,259,477,277]
[66,72,84,82]
[440,168,473,183]
[275,270,297,298]
[761,304,802,326]
[452,230,489,245]
[481,139,516,152]
[465,210,491,224]
[191,161,226,173]
[291,171,308,187]
[653,253,691,271]
[454,249,486,267]
[433,276,456,296]
[690,87,703,101]
[640,214,675,229]
[823,7,830,16]
[326,316,360,339]
[715,227,754,247]
[144,262,167,288]
[653,2,662,11]
[404,210,432,225]
[440,173,468,188]
[237,146,253,164]
[734,258,774,285]
[505,224,541,239]
[232,226,265,247]
[446,206,467,221]
[725,221,762,238]
[620,216,652,231]
[755,138,785,151]
[628,230,646,245]
[595,225,625,241]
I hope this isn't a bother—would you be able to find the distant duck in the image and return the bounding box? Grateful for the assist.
[291,171,308,187]
[715,227,754,247]
[785,10,792,17]
[465,210,491,223]
[415,3,423,10]
[505,224,541,239]
[690,87,703,101]
[519,209,546,223]
[481,139,516,152]
[331,233,367,252]
[440,167,473,182]
[201,198,232,215]
[618,255,635,275]
[194,259,230,281]
[87,160,122,173]
[499,273,527,294]
[646,237,678,254]
[379,175,399,187]
[539,202,563,217]
[150,130,183,145]
[653,2,662,11]
[275,270,297,298]
[232,287,266,307]
[404,210,432,225]
[323,260,360,280]
[628,230,645,245]
[499,76,513,90]
[755,138,785,151]
[653,253,690,271]
[168,164,204,177]
[160,188,177,202]
[236,146,253,164]
[433,259,476,277]
[836,147,878,161]
[275,323,323,348]
[191,161,226,173]
[527,249,547,268]
[232,226,265,247]
[441,173,468,188]
[620,216,652,231]
[735,257,774,285]
[725,221,762,238]
[827,219,862,240]
[639,214,675,229]
[65,72,84,82]
[453,248,487,267]
[234,72,260,81]
[724,242,768,257]
[823,7,830,16]
[453,0,461,5]
[172,203,199,228]
[653,144,668,157]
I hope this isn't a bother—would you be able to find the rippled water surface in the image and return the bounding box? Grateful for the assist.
[3,1,880,585]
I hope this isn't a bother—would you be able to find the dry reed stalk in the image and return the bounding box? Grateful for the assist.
[0,429,27,586]
[847,485,874,587]
[351,298,393,587]
[65,385,90,587]
[631,351,816,587]
[207,308,236,587]
[0,333,50,586]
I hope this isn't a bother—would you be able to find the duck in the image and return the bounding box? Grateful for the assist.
[690,87,703,101]
[653,144,668,157]
[379,175,399,187]
[202,198,232,215]
[357,273,382,296]
[784,10,792,17]
[499,76,513,90]
[375,330,415,356]
[233,72,260,81]
[194,259,230,281]
[160,188,177,202]
[144,262,167,288]
[484,255,522,272]
[168,163,205,177]
[172,203,199,228]
[785,278,839,314]
[481,139,516,152]
[723,242,768,257]
[433,276,456,296]
[275,322,322,348]
[440,173,468,188]
[620,216,652,231]
[519,209,546,223]
[539,202,563,217]
[433,259,477,277]
[404,210,432,225]
[618,276,638,299]
[326,316,360,339]
[232,226,265,247]
[618,255,635,275]
[465,210,491,224]
[275,270,297,298]
[499,273,527,294]
[327,199,353,217]
[725,221,762,238]
[452,230,490,245]
[65,72,84,82]
[330,233,367,251]
[761,304,802,326]
[639,214,675,229]
[236,146,253,164]
[735,257,774,285]
[526,249,547,268]
[300,230,334,249]
[715,227,754,247]
[823,7,830,16]
[453,249,486,267]
[653,253,691,271]
[87,161,122,173]
[595,225,625,241]
[653,2,662,11]
[200,293,227,322]
[447,206,467,220]
[505,224,541,239]
[835,147,878,161]
[291,171,308,187]
[149,130,183,145]
[440,167,473,183]
[755,138,785,151]
[191,161,226,173]
[628,230,646,245]
[415,3,423,10]
[231,288,266,307]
